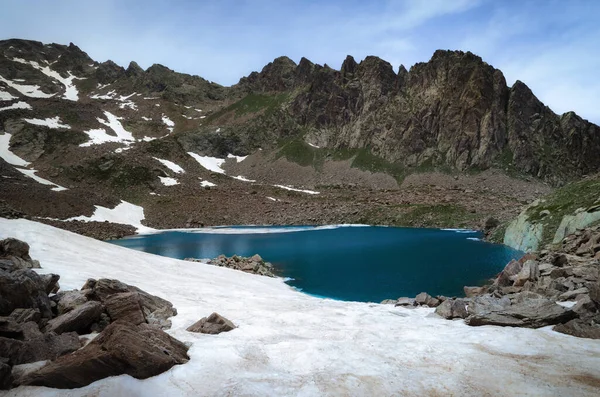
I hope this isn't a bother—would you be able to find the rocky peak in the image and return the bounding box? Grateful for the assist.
[340,55,358,82]
[126,61,144,77]
[95,60,126,84]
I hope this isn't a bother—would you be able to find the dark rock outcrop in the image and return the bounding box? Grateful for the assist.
[185,254,276,277]
[44,301,103,335]
[0,327,81,365]
[187,312,236,334]
[19,321,189,389]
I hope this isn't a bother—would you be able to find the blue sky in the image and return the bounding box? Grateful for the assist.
[1,0,599,123]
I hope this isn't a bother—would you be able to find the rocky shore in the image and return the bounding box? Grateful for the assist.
[0,237,235,390]
[185,254,276,277]
[384,225,600,339]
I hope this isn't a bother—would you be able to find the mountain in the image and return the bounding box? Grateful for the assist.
[0,38,596,234]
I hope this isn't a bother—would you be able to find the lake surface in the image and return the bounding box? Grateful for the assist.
[109,226,522,302]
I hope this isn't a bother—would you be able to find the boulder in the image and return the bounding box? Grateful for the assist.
[380,299,396,305]
[466,295,576,328]
[496,259,523,287]
[187,312,236,334]
[512,260,539,287]
[463,286,486,298]
[54,290,89,315]
[0,331,80,365]
[0,357,11,390]
[0,267,53,318]
[434,299,468,319]
[9,308,41,324]
[19,321,189,389]
[414,292,440,307]
[40,274,60,295]
[394,297,415,307]
[0,238,40,269]
[558,287,589,301]
[104,292,145,325]
[45,301,103,335]
[553,316,600,339]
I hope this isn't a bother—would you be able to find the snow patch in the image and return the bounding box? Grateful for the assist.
[0,90,17,101]
[80,111,135,147]
[153,157,185,174]
[266,196,279,202]
[0,132,30,166]
[0,75,54,98]
[188,152,226,174]
[66,200,154,233]
[227,153,247,162]
[0,101,32,112]
[557,301,577,308]
[159,176,179,186]
[273,184,320,195]
[23,116,70,129]
[200,180,216,187]
[232,175,256,183]
[16,169,67,191]
[141,116,152,121]
[307,142,320,149]
[161,114,175,133]
[11,57,82,101]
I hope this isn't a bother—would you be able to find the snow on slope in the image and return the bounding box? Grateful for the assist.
[80,111,135,147]
[0,101,32,112]
[66,200,154,233]
[161,114,175,133]
[11,57,82,101]
[274,184,320,195]
[23,116,70,129]
[1,218,600,396]
[153,157,185,174]
[232,175,256,182]
[227,153,247,162]
[0,133,30,167]
[159,176,179,186]
[0,90,17,100]
[200,180,216,187]
[0,75,54,98]
[188,152,226,174]
[15,169,67,191]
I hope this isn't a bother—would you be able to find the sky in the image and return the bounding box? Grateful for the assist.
[1,0,599,123]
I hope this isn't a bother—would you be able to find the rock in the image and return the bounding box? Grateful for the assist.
[394,297,414,307]
[553,316,600,339]
[19,322,189,389]
[0,357,11,390]
[558,287,589,301]
[512,260,539,287]
[464,286,486,298]
[0,238,40,269]
[496,259,523,287]
[45,301,103,335]
[0,331,81,365]
[434,299,468,319]
[54,290,89,315]
[0,266,53,318]
[466,295,576,328]
[9,308,41,324]
[572,295,597,315]
[104,292,145,325]
[186,312,236,334]
[193,254,276,277]
[414,292,440,307]
[40,274,60,294]
[380,299,396,305]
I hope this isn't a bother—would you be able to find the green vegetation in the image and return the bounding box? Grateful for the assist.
[206,93,290,122]
[523,175,600,245]
[394,203,478,228]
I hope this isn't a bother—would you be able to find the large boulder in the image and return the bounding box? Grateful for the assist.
[53,290,90,315]
[0,238,40,269]
[0,266,54,318]
[434,299,468,319]
[83,279,177,329]
[0,357,11,390]
[19,321,189,389]
[104,292,145,325]
[553,316,600,339]
[0,329,81,365]
[414,292,440,307]
[44,301,103,335]
[466,295,577,328]
[187,312,236,334]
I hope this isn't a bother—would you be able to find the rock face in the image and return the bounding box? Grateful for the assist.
[185,254,276,277]
[44,301,103,335]
[19,321,190,389]
[187,312,236,334]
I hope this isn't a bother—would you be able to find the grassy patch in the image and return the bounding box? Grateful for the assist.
[206,93,290,123]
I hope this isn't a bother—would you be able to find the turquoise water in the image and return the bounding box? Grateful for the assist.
[109,226,522,302]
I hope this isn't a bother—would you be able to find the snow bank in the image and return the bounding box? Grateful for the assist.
[16,169,67,191]
[307,142,320,148]
[0,132,31,167]
[200,180,216,187]
[159,176,179,186]
[80,111,135,147]
[11,57,82,101]
[0,75,54,98]
[188,152,226,174]
[273,184,320,195]
[161,114,175,133]
[232,175,256,183]
[23,116,70,129]
[227,154,247,162]
[2,218,600,396]
[153,157,185,174]
[0,101,32,112]
[0,90,17,101]
[66,200,154,233]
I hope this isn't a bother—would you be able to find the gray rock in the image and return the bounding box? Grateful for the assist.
[559,287,589,301]
[434,299,468,319]
[380,299,397,305]
[394,297,414,307]
[512,260,539,287]
[104,292,145,325]
[0,331,81,365]
[45,301,103,335]
[414,292,440,307]
[0,267,53,318]
[463,286,486,298]
[553,316,600,339]
[54,290,89,315]
[39,274,60,295]
[187,312,236,334]
[9,308,41,324]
